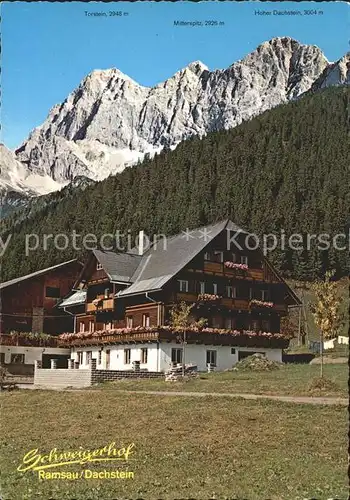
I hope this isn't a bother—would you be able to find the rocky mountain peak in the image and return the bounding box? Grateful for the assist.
[3,37,349,198]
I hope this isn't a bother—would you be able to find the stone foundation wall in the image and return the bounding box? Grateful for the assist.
[91,369,163,384]
[34,359,163,389]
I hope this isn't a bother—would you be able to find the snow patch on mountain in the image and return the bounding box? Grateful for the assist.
[2,37,349,199]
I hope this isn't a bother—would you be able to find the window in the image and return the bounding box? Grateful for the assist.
[249,288,253,300]
[261,289,269,301]
[79,322,85,333]
[45,286,60,298]
[178,280,189,293]
[226,286,236,298]
[171,348,182,364]
[251,320,260,331]
[231,348,236,355]
[124,349,131,365]
[225,317,236,330]
[231,253,237,263]
[206,350,217,366]
[11,353,25,364]
[104,322,111,331]
[204,251,211,261]
[89,320,95,333]
[142,313,150,327]
[212,316,222,328]
[199,282,205,294]
[0,353,5,364]
[96,262,103,270]
[86,351,92,365]
[78,352,83,365]
[262,319,270,332]
[240,255,248,266]
[213,283,218,295]
[141,348,148,364]
[104,288,110,298]
[213,251,224,263]
[126,316,133,328]
[98,351,102,365]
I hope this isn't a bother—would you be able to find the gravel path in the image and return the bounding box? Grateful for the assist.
[111,389,348,406]
[12,384,347,405]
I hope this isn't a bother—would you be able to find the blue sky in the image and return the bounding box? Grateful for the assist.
[2,1,348,149]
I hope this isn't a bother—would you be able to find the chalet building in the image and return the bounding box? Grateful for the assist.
[59,220,301,372]
[0,259,82,335]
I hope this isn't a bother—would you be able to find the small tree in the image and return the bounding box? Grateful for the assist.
[169,302,207,376]
[310,270,344,377]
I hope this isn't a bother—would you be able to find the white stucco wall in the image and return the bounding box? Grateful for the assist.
[70,343,282,372]
[71,344,160,371]
[0,345,70,364]
[159,343,282,371]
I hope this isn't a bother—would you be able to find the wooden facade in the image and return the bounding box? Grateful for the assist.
[71,229,297,337]
[0,261,82,334]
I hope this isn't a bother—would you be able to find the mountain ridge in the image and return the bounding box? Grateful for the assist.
[2,36,349,201]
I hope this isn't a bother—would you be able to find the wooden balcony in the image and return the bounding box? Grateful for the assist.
[202,261,264,281]
[247,269,264,281]
[273,304,288,314]
[86,297,115,313]
[176,292,198,303]
[220,298,250,310]
[204,261,223,274]
[0,333,60,348]
[60,331,160,347]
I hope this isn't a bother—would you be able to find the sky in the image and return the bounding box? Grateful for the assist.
[2,1,349,149]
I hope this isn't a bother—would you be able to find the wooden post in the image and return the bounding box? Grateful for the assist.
[320,330,324,378]
[297,306,302,346]
[182,329,186,377]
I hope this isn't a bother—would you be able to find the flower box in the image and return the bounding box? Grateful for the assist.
[249,299,274,309]
[224,261,248,271]
[197,293,221,303]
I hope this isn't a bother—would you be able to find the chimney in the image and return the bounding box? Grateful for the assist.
[138,230,144,255]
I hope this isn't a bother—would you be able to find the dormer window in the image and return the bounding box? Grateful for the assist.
[96,262,103,270]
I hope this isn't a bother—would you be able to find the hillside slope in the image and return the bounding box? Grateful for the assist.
[1,86,349,281]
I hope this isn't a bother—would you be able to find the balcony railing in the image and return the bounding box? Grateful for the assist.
[0,333,60,348]
[58,327,290,349]
[86,297,115,313]
[202,261,264,280]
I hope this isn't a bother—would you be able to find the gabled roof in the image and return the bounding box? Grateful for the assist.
[58,290,87,308]
[0,259,80,290]
[93,249,142,283]
[117,220,247,297]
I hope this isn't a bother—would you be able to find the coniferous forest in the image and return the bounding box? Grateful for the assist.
[1,86,349,282]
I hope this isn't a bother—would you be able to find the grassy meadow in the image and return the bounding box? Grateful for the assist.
[0,386,348,500]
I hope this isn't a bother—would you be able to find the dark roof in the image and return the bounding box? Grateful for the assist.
[0,259,80,290]
[118,220,247,296]
[93,249,142,283]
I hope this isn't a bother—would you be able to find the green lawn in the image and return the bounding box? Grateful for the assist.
[0,390,348,500]
[96,363,348,398]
